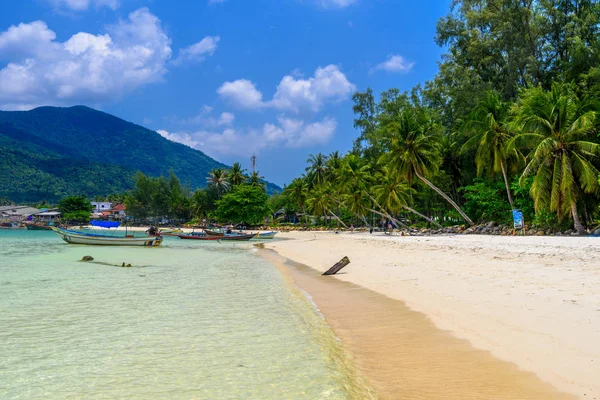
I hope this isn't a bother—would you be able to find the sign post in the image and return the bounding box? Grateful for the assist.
[512,209,524,234]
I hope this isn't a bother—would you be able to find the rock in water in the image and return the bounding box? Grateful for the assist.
[81,256,94,262]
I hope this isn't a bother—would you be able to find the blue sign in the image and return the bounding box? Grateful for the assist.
[512,209,524,229]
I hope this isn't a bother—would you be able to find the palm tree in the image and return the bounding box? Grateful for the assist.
[512,84,600,235]
[248,171,266,190]
[306,183,348,228]
[325,151,342,181]
[373,166,443,229]
[228,162,246,187]
[462,91,520,208]
[206,168,229,197]
[382,109,475,226]
[284,177,309,226]
[305,153,328,187]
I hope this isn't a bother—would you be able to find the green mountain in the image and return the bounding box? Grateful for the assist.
[0,106,280,203]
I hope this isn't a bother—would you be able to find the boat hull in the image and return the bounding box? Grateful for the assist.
[220,234,256,241]
[178,235,221,241]
[253,231,278,240]
[52,228,162,246]
[26,224,52,231]
[178,233,256,241]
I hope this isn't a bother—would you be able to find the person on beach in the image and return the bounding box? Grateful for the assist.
[350,224,354,233]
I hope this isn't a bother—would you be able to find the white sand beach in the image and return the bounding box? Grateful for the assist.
[264,232,600,399]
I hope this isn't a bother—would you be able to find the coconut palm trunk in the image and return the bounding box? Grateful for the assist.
[368,207,409,229]
[366,192,441,229]
[401,204,443,229]
[500,161,515,209]
[571,202,586,235]
[325,208,348,228]
[414,169,475,226]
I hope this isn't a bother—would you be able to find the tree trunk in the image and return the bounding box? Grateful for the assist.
[414,170,475,226]
[401,205,443,229]
[571,202,586,235]
[366,194,413,229]
[326,208,348,228]
[368,208,408,229]
[500,161,515,209]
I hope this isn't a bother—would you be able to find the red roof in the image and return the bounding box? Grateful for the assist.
[112,204,126,211]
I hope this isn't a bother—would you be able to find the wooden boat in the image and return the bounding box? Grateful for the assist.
[205,229,224,237]
[220,233,256,241]
[179,232,256,241]
[51,227,162,247]
[25,223,52,230]
[253,231,278,240]
[160,228,184,237]
[0,222,20,229]
[178,233,221,241]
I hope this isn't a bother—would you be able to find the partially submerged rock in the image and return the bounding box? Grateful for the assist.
[81,256,94,262]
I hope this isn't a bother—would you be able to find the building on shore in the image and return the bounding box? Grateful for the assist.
[91,202,113,213]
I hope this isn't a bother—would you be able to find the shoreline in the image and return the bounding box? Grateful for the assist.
[261,232,599,399]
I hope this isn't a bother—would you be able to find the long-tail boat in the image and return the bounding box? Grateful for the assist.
[50,221,162,246]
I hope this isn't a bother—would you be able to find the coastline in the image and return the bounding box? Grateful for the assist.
[261,232,600,399]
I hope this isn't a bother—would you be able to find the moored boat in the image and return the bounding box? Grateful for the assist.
[178,233,221,241]
[51,226,162,246]
[25,223,52,230]
[220,233,256,241]
[178,232,256,241]
[253,231,278,240]
[0,221,20,229]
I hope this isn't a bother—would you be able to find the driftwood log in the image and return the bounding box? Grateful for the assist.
[323,256,350,276]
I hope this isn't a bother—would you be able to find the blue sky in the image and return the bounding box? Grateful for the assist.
[0,0,451,187]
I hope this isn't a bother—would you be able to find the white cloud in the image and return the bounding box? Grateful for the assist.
[175,107,235,127]
[217,79,264,109]
[0,8,172,110]
[372,54,415,74]
[271,65,355,112]
[157,129,199,148]
[265,116,337,148]
[158,116,337,158]
[217,65,355,113]
[46,0,119,11]
[174,36,220,65]
[315,0,357,9]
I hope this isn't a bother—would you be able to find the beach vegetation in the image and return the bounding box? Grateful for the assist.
[215,184,271,225]
[58,195,93,223]
[278,0,600,234]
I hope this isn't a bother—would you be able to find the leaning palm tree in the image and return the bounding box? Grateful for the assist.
[306,183,348,228]
[305,153,328,187]
[512,84,600,235]
[228,162,247,187]
[373,166,442,229]
[461,91,520,208]
[206,168,229,197]
[382,109,475,226]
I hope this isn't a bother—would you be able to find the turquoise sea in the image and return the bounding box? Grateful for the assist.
[0,230,365,399]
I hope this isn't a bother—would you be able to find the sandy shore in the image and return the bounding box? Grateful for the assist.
[262,232,600,399]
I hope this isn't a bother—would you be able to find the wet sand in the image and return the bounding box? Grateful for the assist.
[261,232,600,399]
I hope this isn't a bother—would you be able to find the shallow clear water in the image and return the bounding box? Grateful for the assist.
[0,230,355,399]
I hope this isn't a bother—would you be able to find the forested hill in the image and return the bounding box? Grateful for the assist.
[0,106,280,203]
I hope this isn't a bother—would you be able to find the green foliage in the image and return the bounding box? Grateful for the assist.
[215,185,272,225]
[124,171,191,220]
[58,195,93,222]
[462,180,511,223]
